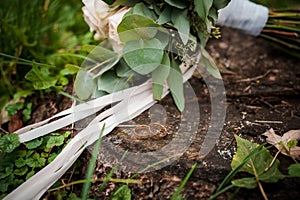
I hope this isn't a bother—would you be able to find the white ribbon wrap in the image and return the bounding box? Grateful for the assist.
[218,0,269,36]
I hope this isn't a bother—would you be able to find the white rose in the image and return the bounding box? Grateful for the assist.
[82,0,130,53]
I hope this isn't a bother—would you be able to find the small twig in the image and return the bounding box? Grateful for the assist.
[226,88,299,98]
[264,149,281,172]
[48,177,141,192]
[117,124,137,128]
[244,121,264,127]
[258,180,269,200]
[237,70,272,83]
[254,120,283,124]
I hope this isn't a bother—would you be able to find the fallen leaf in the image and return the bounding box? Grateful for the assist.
[263,128,300,160]
[8,112,23,133]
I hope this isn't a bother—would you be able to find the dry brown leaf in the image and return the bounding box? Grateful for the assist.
[263,128,300,160]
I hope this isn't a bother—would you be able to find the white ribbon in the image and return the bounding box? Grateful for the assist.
[218,0,269,36]
[4,64,196,200]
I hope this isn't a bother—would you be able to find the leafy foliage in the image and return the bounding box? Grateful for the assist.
[0,0,91,111]
[75,0,230,111]
[0,131,72,197]
[211,135,300,200]
[111,185,132,200]
[231,135,284,185]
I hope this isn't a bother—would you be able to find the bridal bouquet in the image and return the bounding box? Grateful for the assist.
[4,1,230,199]
[77,0,230,111]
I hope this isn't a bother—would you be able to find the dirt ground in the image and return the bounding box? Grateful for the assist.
[38,27,300,199]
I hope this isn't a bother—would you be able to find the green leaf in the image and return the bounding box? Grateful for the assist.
[16,150,27,158]
[130,2,157,20]
[25,137,43,149]
[157,6,172,24]
[63,131,72,138]
[0,133,20,153]
[123,38,164,75]
[200,47,221,79]
[118,14,158,42]
[26,153,46,168]
[152,53,170,100]
[46,135,65,148]
[194,0,213,20]
[98,71,129,93]
[232,135,284,184]
[13,90,34,100]
[60,64,79,75]
[288,164,300,177]
[22,102,32,122]
[0,95,10,111]
[25,150,34,158]
[165,0,188,9]
[213,0,231,10]
[0,179,9,193]
[112,0,140,6]
[14,166,28,176]
[232,177,257,189]
[0,167,13,179]
[5,102,24,116]
[167,59,184,112]
[287,140,298,149]
[111,185,132,200]
[92,56,120,79]
[74,70,97,100]
[15,157,26,168]
[26,170,35,180]
[116,58,134,77]
[171,8,190,45]
[25,65,57,90]
[48,152,58,164]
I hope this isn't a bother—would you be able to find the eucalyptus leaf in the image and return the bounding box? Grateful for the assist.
[118,14,158,42]
[116,58,134,77]
[91,55,120,79]
[171,8,190,45]
[157,6,172,25]
[152,53,170,100]
[232,135,284,184]
[123,38,164,75]
[74,70,97,100]
[200,47,221,79]
[82,44,117,66]
[98,71,129,93]
[131,2,157,20]
[155,29,170,49]
[112,0,140,6]
[194,0,213,20]
[167,59,184,111]
[165,0,188,9]
[213,0,231,10]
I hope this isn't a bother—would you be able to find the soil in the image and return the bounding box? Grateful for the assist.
[35,27,300,199]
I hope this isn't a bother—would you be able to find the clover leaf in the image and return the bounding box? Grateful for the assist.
[0,133,20,153]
